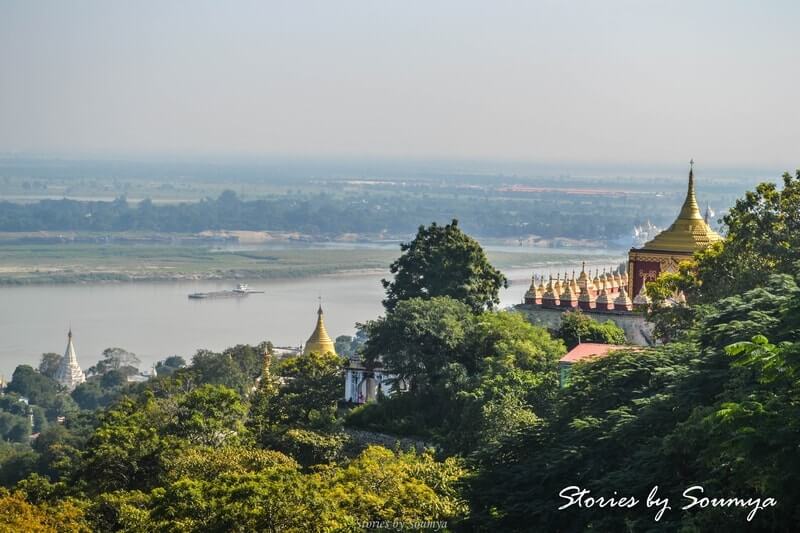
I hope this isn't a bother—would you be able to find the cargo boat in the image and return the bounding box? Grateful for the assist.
[188,283,264,299]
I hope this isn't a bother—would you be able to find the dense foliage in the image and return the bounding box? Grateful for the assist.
[382,220,507,312]
[692,170,800,301]
[0,347,466,531]
[464,171,800,531]
[355,299,565,454]
[556,309,627,349]
[0,187,676,240]
[1,170,798,530]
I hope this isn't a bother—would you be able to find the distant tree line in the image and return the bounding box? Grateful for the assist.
[0,189,675,240]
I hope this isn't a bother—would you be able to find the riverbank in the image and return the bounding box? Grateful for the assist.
[0,242,625,286]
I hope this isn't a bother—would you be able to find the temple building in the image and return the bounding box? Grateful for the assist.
[627,160,722,296]
[54,329,86,391]
[303,304,337,356]
[517,162,722,345]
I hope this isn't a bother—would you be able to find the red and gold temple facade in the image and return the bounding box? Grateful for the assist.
[523,162,722,315]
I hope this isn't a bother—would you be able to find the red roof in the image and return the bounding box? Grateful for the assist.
[559,343,629,364]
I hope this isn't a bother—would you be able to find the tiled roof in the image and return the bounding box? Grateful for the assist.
[559,343,629,364]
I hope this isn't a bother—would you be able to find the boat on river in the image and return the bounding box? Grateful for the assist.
[188,283,265,299]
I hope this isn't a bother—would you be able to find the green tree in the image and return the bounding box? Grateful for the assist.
[169,384,246,446]
[382,219,507,313]
[78,393,178,494]
[6,366,60,409]
[249,351,346,466]
[693,170,800,301]
[273,351,344,427]
[0,489,90,532]
[363,297,475,391]
[87,347,140,377]
[184,350,249,394]
[37,353,62,380]
[355,305,564,453]
[556,310,627,349]
[223,343,268,380]
[466,273,800,531]
[0,413,30,443]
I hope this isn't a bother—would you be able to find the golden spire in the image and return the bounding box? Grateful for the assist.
[262,346,272,379]
[640,160,723,252]
[543,275,559,302]
[678,158,702,221]
[303,302,337,355]
[577,262,590,290]
[259,346,277,393]
[570,270,578,292]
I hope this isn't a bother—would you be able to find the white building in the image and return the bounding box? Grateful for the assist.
[54,329,86,391]
[343,357,404,404]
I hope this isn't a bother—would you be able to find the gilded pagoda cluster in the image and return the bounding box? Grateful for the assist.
[524,263,654,312]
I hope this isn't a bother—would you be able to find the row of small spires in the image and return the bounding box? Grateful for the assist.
[524,262,653,311]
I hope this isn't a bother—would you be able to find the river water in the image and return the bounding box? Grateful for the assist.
[0,251,624,378]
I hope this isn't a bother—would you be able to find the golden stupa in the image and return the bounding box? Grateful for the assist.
[303,304,337,356]
[626,160,723,296]
[640,161,722,253]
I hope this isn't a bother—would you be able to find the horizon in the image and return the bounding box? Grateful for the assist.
[0,153,793,182]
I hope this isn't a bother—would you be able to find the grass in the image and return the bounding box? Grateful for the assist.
[0,242,624,285]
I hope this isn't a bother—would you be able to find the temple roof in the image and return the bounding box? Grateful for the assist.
[639,162,723,253]
[54,328,86,391]
[560,343,629,364]
[303,305,337,356]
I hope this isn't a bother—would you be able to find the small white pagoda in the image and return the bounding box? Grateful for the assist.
[54,329,86,391]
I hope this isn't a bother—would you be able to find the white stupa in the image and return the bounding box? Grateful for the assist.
[54,329,86,391]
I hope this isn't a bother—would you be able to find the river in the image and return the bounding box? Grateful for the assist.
[0,252,624,378]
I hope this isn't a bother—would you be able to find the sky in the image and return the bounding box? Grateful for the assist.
[1,0,798,167]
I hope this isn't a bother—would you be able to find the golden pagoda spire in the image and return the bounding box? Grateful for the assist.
[639,160,723,252]
[677,158,702,220]
[303,301,337,356]
[258,346,277,393]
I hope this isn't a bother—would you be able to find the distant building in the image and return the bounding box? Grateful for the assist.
[303,304,337,356]
[299,302,400,405]
[54,329,86,391]
[517,162,723,346]
[558,343,629,387]
[126,365,158,383]
[344,355,402,405]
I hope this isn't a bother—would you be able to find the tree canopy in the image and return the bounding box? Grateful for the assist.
[382,219,507,313]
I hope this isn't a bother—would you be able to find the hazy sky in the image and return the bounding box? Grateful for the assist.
[1,1,798,166]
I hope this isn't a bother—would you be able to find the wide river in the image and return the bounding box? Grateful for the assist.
[0,249,624,378]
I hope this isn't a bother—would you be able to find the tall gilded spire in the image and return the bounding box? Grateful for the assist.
[639,160,723,252]
[303,302,337,356]
[258,345,278,393]
[677,158,702,220]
